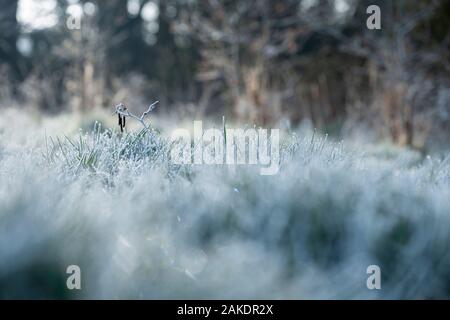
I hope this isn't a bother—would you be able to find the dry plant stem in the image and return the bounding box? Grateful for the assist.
[115,101,159,132]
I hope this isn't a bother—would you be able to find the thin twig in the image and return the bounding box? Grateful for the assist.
[114,101,159,132]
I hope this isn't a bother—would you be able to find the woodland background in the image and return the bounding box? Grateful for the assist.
[0,0,449,150]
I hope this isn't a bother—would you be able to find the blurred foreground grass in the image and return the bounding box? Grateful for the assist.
[0,108,449,299]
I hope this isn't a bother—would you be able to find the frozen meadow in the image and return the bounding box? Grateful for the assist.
[0,109,449,299]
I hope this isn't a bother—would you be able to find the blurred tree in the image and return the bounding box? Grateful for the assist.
[0,0,22,85]
[344,0,449,147]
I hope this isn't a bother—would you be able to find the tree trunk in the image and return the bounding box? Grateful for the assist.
[0,0,22,84]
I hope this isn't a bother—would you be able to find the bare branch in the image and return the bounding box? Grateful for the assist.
[141,101,159,120]
[114,101,159,132]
